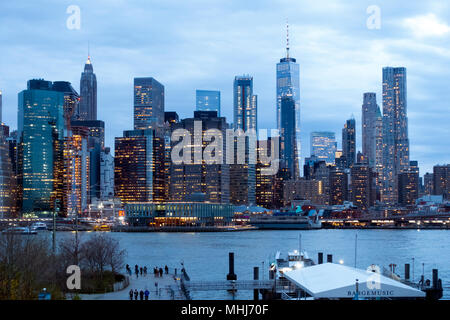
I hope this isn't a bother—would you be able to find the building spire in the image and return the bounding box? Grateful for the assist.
[86,41,91,64]
[286,19,290,59]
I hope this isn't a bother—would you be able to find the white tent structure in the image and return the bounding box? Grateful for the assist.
[283,263,425,299]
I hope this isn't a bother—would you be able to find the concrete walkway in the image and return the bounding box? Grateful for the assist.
[79,271,185,300]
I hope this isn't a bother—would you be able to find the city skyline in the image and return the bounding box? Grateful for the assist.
[0,1,449,175]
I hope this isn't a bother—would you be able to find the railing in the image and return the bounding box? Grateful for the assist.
[183,280,276,291]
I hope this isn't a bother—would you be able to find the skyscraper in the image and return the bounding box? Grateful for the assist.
[0,97,14,216]
[114,129,165,203]
[351,162,376,210]
[277,22,300,174]
[329,166,348,205]
[196,90,221,116]
[71,120,105,203]
[310,132,336,165]
[169,111,229,203]
[77,56,97,121]
[362,93,382,168]
[398,160,419,205]
[231,76,257,205]
[134,77,165,130]
[381,67,409,204]
[433,164,449,200]
[100,147,114,200]
[233,75,257,131]
[280,96,298,179]
[18,79,65,214]
[342,117,356,168]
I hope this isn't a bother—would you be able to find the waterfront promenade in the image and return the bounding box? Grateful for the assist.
[79,271,186,300]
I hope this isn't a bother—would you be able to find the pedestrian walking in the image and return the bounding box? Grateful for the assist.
[144,266,147,276]
[135,268,139,278]
[154,282,158,294]
[164,265,168,274]
[159,267,163,277]
[134,289,138,300]
[139,290,144,300]
[129,289,133,300]
[144,289,149,300]
[154,267,158,277]
[140,267,143,275]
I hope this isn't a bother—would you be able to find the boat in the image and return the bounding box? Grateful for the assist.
[249,210,322,230]
[2,226,37,235]
[30,222,48,231]
[271,249,315,277]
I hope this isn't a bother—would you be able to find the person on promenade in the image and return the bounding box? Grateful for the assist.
[164,265,168,274]
[139,290,144,300]
[144,266,147,276]
[154,267,158,277]
[154,282,158,295]
[140,267,143,275]
[135,268,139,278]
[159,268,163,277]
[134,289,138,300]
[144,289,149,300]
[129,289,133,300]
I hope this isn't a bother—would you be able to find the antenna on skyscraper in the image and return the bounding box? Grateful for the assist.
[87,41,91,64]
[286,18,290,59]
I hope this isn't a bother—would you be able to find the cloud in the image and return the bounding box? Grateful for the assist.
[403,13,450,37]
[0,0,448,175]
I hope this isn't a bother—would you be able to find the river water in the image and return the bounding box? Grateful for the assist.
[59,229,450,300]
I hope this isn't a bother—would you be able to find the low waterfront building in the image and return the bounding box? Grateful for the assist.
[125,202,234,226]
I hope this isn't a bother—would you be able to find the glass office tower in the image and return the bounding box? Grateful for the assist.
[280,96,298,179]
[196,90,221,116]
[310,131,337,165]
[134,77,165,130]
[276,26,300,173]
[233,75,257,131]
[342,117,356,168]
[381,67,409,204]
[18,79,65,214]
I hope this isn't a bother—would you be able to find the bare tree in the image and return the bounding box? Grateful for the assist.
[80,234,125,277]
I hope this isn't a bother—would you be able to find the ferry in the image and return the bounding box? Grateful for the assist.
[2,226,37,235]
[249,210,322,230]
[30,222,48,231]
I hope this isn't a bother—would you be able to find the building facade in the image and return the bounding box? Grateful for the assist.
[280,96,299,179]
[196,90,221,116]
[276,27,300,174]
[350,163,376,211]
[18,79,65,214]
[126,202,234,227]
[233,75,257,132]
[169,111,230,203]
[100,147,114,200]
[76,56,97,121]
[398,162,419,206]
[310,132,336,165]
[433,164,449,200]
[114,129,165,204]
[342,118,356,169]
[134,77,164,130]
[381,67,409,205]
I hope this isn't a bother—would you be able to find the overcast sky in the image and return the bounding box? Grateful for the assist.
[0,0,449,175]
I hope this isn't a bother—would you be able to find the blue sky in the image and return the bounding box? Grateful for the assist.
[0,0,449,175]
